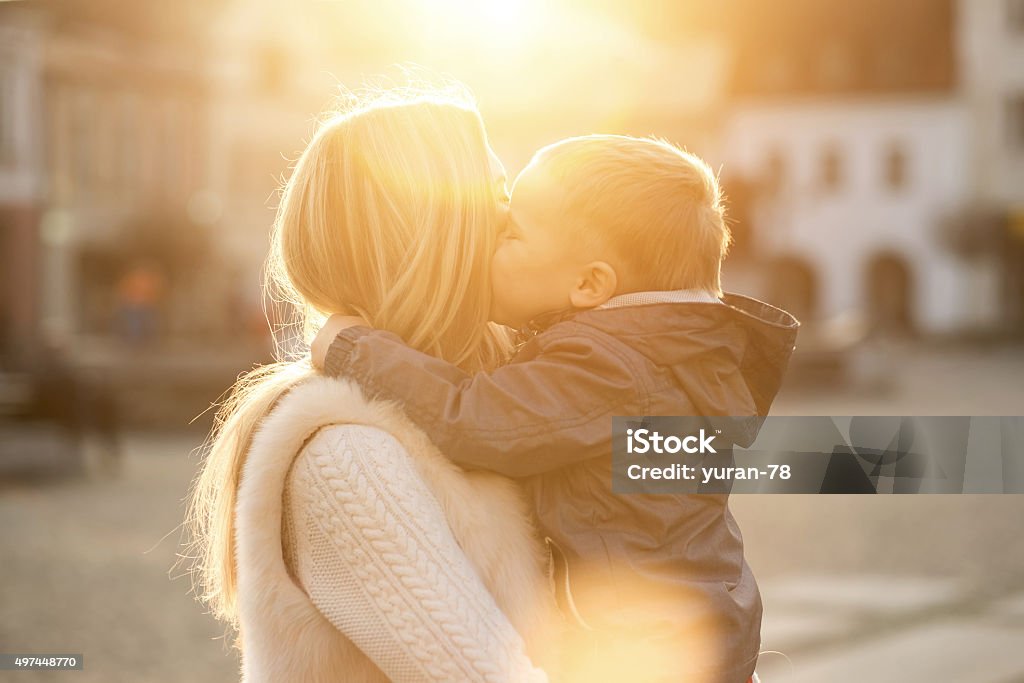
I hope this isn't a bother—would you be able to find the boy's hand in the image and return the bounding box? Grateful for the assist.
[311,314,370,370]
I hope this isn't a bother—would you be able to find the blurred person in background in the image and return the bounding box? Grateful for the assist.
[115,260,165,347]
[29,330,121,476]
[185,82,554,683]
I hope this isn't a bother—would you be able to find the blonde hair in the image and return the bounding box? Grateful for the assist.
[531,134,731,295]
[183,84,511,641]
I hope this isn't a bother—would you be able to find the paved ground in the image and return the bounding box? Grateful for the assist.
[0,432,237,683]
[735,340,1024,682]
[752,575,1024,682]
[1,341,1023,682]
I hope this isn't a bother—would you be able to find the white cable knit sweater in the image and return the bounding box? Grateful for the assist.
[234,376,556,683]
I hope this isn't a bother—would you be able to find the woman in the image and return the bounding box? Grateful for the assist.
[184,86,555,682]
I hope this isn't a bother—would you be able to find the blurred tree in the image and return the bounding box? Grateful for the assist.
[938,206,1006,261]
[939,207,1024,335]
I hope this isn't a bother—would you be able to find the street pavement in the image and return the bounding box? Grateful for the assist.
[753,575,1024,682]
[1,342,1023,682]
[0,432,237,683]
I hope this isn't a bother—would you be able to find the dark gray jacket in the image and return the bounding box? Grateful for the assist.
[324,293,799,682]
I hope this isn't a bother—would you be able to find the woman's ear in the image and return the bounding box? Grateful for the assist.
[569,261,618,309]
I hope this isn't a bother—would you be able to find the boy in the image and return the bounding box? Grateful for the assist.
[313,135,798,682]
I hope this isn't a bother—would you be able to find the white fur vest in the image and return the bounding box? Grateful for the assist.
[234,376,552,682]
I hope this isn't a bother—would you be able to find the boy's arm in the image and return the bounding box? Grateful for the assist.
[323,325,645,478]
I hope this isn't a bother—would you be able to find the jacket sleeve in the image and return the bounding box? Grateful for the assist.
[322,325,647,478]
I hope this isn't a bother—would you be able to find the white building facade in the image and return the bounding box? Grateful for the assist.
[710,0,1024,335]
[719,97,993,333]
[958,0,1024,207]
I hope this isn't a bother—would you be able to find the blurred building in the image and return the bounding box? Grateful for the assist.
[710,0,975,334]
[958,0,1024,333]
[708,0,1024,335]
[43,5,217,346]
[961,0,1024,207]
[0,5,44,365]
[721,103,971,333]
[4,0,1022,362]
[0,1,231,362]
[0,1,276,426]
[200,0,384,347]
[201,0,731,334]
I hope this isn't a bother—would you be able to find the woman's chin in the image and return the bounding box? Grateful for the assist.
[487,309,519,329]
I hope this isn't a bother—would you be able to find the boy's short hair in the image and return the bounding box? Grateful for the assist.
[532,134,731,295]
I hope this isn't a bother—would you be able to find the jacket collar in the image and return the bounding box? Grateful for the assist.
[521,288,726,336]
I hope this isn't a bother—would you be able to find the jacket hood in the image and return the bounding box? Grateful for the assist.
[571,292,800,447]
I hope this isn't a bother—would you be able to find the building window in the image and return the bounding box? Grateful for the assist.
[819,143,843,193]
[761,149,786,196]
[48,84,71,202]
[160,99,179,201]
[93,91,116,197]
[118,92,139,196]
[71,88,97,198]
[768,254,819,322]
[1009,95,1024,150]
[179,103,198,197]
[0,66,16,168]
[884,143,909,191]
[138,99,160,200]
[1008,0,1024,31]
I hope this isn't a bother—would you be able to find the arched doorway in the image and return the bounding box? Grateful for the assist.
[767,254,819,322]
[864,251,915,335]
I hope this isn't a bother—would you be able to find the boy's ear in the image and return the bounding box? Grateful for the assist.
[569,261,618,309]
